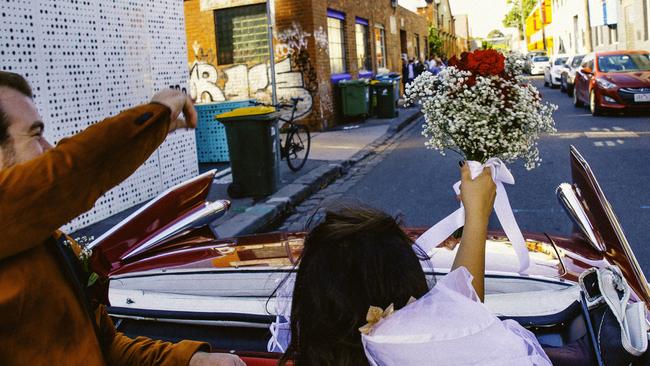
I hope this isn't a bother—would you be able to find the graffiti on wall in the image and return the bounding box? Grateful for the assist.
[275,22,310,58]
[188,22,328,122]
[189,58,312,120]
[313,26,329,51]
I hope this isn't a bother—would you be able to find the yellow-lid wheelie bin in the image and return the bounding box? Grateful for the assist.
[215,106,280,198]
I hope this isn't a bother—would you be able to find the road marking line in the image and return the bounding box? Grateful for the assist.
[605,141,616,146]
[616,139,625,144]
[590,127,599,131]
[512,208,564,213]
[613,126,625,131]
[553,132,584,139]
[551,131,642,138]
[594,141,604,146]
[584,131,639,138]
[642,205,650,209]
[603,128,611,132]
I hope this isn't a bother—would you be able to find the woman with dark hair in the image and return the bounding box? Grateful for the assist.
[277,164,553,365]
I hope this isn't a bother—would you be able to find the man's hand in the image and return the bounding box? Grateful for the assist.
[189,352,246,366]
[150,88,198,132]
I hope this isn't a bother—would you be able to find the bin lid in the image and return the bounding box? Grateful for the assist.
[373,80,392,86]
[215,106,277,120]
[338,79,368,87]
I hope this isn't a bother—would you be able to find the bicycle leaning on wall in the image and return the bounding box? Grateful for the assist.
[254,97,311,172]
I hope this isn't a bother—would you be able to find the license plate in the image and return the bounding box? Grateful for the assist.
[634,93,650,102]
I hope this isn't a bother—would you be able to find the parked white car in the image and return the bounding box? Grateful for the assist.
[544,54,569,88]
[529,55,550,75]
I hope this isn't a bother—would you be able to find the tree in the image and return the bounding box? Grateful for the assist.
[502,0,536,40]
[486,29,505,39]
[428,26,444,57]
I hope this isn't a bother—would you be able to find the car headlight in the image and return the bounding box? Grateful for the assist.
[596,78,617,89]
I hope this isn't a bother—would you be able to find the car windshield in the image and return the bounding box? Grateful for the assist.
[571,55,585,67]
[554,57,568,65]
[597,54,650,72]
[533,56,549,62]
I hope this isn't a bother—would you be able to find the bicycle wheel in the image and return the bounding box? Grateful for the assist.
[285,124,311,172]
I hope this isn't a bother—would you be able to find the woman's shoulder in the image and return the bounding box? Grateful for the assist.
[435,266,480,302]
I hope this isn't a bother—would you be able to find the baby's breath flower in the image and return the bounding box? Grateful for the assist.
[406,65,557,170]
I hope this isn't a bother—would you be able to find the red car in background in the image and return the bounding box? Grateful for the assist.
[573,50,650,116]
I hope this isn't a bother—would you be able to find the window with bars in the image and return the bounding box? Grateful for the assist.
[327,15,346,74]
[375,25,386,69]
[214,4,269,65]
[355,22,371,72]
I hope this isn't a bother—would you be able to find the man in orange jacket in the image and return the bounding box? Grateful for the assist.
[0,71,245,366]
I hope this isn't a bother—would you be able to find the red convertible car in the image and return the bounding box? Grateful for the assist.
[86,147,650,365]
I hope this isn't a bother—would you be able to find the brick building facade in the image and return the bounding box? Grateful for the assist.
[183,0,428,130]
[417,0,459,57]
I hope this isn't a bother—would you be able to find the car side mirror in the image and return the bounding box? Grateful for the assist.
[581,66,593,74]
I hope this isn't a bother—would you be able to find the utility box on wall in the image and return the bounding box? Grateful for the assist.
[0,0,199,232]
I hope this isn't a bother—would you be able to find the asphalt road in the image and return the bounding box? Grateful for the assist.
[342,78,650,272]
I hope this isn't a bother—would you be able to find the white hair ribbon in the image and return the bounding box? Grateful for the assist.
[415,158,530,273]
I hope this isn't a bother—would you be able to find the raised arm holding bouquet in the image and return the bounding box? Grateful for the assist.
[405,49,557,273]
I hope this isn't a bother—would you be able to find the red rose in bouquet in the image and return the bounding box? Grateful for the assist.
[449,49,506,77]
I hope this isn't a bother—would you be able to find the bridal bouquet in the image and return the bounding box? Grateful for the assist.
[405,49,556,169]
[407,49,557,272]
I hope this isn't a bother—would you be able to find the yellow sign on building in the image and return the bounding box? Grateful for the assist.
[525,0,553,53]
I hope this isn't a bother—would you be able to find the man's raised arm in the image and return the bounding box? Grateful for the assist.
[0,90,196,260]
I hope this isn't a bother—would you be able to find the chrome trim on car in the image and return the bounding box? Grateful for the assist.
[121,199,230,260]
[569,146,650,298]
[89,170,219,250]
[556,182,605,252]
[620,87,650,93]
[544,233,568,277]
[109,314,271,329]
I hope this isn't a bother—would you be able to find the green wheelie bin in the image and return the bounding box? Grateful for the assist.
[215,106,281,198]
[372,80,397,118]
[338,79,369,118]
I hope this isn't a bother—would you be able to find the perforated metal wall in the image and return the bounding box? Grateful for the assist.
[1,0,198,231]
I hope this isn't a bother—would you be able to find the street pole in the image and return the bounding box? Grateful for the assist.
[539,0,547,51]
[266,0,278,105]
[583,0,593,52]
[519,0,527,50]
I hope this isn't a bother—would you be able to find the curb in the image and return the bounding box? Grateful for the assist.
[211,109,422,238]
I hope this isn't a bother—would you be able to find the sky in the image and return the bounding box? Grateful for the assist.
[398,0,513,38]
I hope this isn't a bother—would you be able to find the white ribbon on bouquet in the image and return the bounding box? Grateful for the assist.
[415,158,530,273]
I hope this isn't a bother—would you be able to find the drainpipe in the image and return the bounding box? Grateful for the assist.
[539,0,547,51]
[266,0,278,105]
[520,0,527,49]
[583,0,593,52]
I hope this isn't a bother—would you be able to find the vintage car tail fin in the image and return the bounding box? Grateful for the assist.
[89,170,228,275]
[567,146,650,305]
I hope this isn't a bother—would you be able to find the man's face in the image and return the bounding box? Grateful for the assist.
[0,87,52,169]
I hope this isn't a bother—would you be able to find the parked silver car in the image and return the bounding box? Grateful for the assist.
[560,54,585,96]
[544,54,569,88]
[529,55,550,75]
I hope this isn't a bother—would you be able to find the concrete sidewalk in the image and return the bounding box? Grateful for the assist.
[71,106,422,240]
